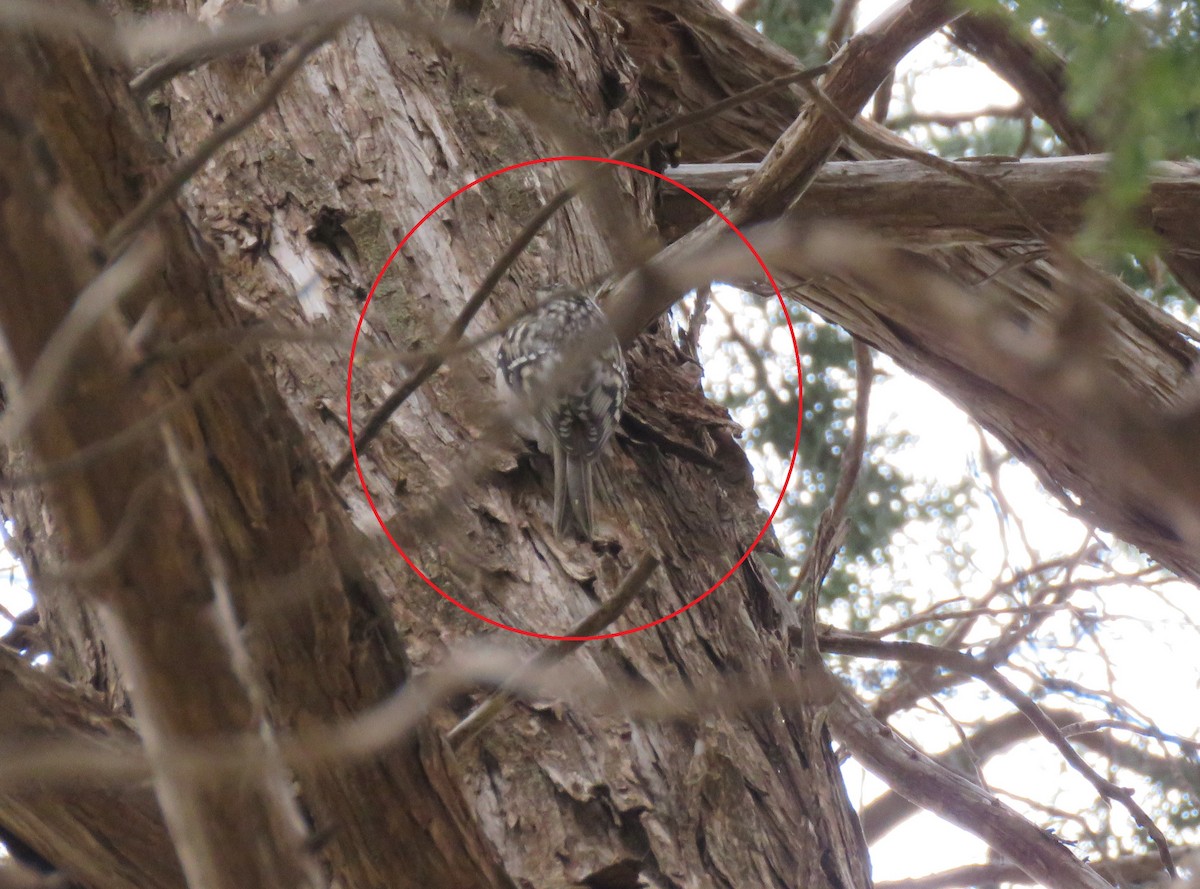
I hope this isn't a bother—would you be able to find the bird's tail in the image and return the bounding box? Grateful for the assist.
[553,443,594,540]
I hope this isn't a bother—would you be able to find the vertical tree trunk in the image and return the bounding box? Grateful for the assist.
[0,2,873,889]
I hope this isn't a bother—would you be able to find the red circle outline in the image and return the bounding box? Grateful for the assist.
[346,156,801,641]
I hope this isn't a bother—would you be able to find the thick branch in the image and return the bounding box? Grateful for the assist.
[0,44,318,889]
[661,156,1200,250]
[610,0,960,340]
[861,707,1200,843]
[948,11,1200,301]
[949,13,1098,154]
[875,852,1187,889]
[730,0,960,224]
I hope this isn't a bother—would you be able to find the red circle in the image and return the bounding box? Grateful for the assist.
[346,156,801,641]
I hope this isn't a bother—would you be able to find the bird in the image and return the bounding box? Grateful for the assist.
[496,288,628,539]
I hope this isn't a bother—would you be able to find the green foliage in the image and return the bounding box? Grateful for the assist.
[698,293,968,622]
[903,114,1058,159]
[991,0,1200,256]
[739,0,836,65]
[738,0,1197,621]
[731,0,1200,849]
[1110,253,1196,311]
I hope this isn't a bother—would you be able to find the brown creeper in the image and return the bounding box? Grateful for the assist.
[496,288,628,539]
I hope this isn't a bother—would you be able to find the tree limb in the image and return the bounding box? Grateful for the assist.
[828,686,1114,889]
[661,156,1200,254]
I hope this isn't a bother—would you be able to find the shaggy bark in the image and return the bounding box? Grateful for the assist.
[0,3,872,889]
[1,0,1194,885]
[0,35,513,889]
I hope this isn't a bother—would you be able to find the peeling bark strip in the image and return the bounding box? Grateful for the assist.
[661,156,1200,249]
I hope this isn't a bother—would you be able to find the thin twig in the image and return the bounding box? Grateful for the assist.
[0,349,247,490]
[0,0,120,56]
[798,80,1057,246]
[447,552,659,749]
[887,104,1028,130]
[681,284,710,362]
[820,629,1177,878]
[789,340,873,639]
[0,643,848,790]
[796,341,871,676]
[872,602,1083,638]
[30,463,187,583]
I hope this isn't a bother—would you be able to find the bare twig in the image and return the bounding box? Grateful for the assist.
[829,684,1113,889]
[680,285,710,362]
[788,339,873,625]
[1060,719,1200,754]
[875,851,1188,889]
[798,80,1057,245]
[873,601,1083,638]
[887,104,1028,130]
[820,629,1176,877]
[448,552,660,749]
[0,647,846,789]
[0,349,247,490]
[727,0,961,224]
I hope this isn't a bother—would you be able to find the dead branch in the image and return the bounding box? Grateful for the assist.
[729,0,961,224]
[949,12,1098,154]
[887,104,1028,129]
[821,630,1175,876]
[615,0,1200,592]
[875,851,1189,889]
[861,707,1200,843]
[828,685,1114,889]
[948,10,1200,303]
[661,155,1200,253]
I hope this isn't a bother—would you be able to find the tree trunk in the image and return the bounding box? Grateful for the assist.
[0,4,871,889]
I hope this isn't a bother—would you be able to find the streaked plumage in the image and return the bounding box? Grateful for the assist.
[496,290,628,539]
